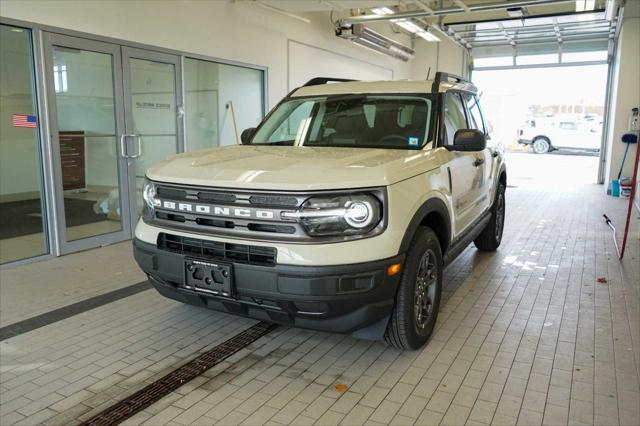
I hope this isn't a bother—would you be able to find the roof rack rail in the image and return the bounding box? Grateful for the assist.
[303,77,357,87]
[431,71,472,93]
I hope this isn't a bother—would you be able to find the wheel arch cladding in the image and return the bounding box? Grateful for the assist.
[499,166,507,186]
[398,198,451,256]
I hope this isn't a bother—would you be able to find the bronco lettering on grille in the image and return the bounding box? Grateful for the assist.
[160,200,275,220]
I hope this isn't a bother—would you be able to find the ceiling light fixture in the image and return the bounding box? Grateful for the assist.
[575,0,596,12]
[395,20,441,42]
[371,7,394,15]
[371,5,440,42]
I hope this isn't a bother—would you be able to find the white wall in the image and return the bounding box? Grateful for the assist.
[0,0,467,196]
[287,40,394,89]
[604,2,640,187]
[411,36,469,80]
[0,1,466,107]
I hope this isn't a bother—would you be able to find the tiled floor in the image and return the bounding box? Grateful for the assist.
[1,153,638,426]
[0,241,146,325]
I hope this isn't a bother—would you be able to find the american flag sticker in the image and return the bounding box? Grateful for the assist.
[12,114,37,128]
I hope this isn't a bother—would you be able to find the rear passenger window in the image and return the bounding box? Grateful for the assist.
[443,93,467,146]
[463,93,486,135]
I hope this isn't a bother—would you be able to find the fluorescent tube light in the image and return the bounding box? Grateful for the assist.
[395,20,423,33]
[395,20,440,42]
[371,7,394,15]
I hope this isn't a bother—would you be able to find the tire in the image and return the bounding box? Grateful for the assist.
[384,227,443,350]
[532,137,550,154]
[474,182,506,251]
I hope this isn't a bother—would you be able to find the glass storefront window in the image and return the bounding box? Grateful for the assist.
[0,25,48,264]
[0,25,266,263]
[473,56,514,68]
[562,51,608,63]
[516,53,560,66]
[184,58,263,150]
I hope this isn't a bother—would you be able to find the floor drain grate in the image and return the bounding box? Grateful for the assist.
[81,321,277,426]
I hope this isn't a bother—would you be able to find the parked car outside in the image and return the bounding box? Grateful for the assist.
[517,115,602,154]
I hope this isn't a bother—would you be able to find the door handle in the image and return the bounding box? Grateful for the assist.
[119,134,137,158]
[473,158,485,167]
[129,135,142,159]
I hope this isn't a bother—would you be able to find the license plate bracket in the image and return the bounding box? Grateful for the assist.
[185,258,233,297]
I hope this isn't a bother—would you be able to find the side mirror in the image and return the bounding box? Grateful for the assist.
[452,129,486,152]
[240,127,256,145]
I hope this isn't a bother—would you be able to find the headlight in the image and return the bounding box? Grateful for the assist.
[283,193,382,236]
[142,178,159,222]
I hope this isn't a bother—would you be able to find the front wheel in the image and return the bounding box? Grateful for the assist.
[474,182,506,251]
[384,227,442,350]
[532,138,550,154]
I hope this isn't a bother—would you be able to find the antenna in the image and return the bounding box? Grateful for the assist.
[426,66,432,80]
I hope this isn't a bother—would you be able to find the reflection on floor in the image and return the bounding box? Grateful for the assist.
[0,221,123,264]
[0,233,47,265]
[0,185,122,264]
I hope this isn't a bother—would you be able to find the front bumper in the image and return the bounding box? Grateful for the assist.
[133,238,404,334]
[517,138,533,145]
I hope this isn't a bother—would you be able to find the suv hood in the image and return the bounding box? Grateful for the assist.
[146,145,441,191]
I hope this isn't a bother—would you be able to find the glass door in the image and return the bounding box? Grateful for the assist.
[121,47,183,223]
[43,33,132,254]
[0,24,48,264]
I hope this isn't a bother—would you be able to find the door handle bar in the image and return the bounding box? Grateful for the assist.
[473,158,485,167]
[119,133,137,158]
[130,135,143,159]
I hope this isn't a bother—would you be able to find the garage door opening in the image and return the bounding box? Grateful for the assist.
[472,63,608,189]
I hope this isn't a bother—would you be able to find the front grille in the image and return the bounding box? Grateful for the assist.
[157,233,277,266]
[148,182,386,243]
[150,183,310,241]
[249,195,299,207]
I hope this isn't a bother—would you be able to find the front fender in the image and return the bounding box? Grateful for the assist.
[397,196,451,255]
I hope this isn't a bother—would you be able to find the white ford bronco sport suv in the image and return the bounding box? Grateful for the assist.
[133,72,507,350]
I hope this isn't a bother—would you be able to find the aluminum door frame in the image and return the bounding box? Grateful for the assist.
[120,46,184,230]
[42,32,133,255]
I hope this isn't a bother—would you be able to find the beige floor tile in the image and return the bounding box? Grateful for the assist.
[2,154,639,426]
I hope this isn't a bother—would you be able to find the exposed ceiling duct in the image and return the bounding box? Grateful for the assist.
[335,24,415,61]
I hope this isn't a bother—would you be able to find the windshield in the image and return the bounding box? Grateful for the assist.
[251,94,436,149]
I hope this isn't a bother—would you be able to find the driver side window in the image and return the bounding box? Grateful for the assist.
[443,93,467,146]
